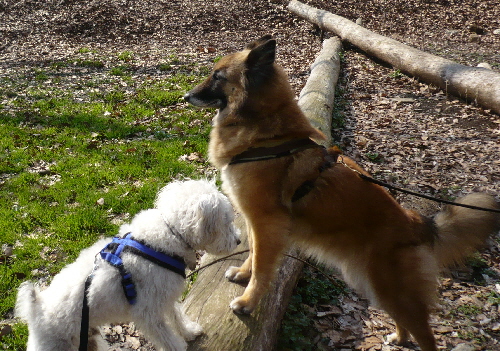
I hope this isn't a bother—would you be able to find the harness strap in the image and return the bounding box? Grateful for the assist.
[79,233,187,350]
[229,138,322,165]
[100,233,138,304]
[121,238,186,276]
[292,147,339,202]
[228,138,339,202]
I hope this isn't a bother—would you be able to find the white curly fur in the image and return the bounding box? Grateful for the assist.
[15,179,240,351]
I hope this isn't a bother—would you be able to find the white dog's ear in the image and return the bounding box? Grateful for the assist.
[174,193,215,249]
[193,193,240,254]
[196,193,219,234]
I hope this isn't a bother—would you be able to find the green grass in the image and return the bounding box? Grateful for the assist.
[388,69,404,79]
[117,51,134,62]
[77,47,96,54]
[0,49,211,350]
[453,304,482,317]
[487,291,500,305]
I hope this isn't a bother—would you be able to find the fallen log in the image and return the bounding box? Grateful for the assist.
[183,38,343,350]
[288,0,500,115]
[298,37,343,147]
[184,216,303,351]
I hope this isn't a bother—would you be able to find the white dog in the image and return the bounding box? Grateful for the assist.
[16,179,240,351]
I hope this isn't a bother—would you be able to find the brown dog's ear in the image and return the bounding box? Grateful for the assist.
[245,35,273,50]
[245,39,276,88]
[246,39,276,69]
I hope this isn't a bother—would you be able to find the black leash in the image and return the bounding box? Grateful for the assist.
[338,156,500,214]
[79,274,93,351]
[186,249,345,291]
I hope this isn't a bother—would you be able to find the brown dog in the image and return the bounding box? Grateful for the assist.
[184,36,500,351]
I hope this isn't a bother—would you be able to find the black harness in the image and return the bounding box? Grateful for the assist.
[79,233,186,351]
[229,138,338,202]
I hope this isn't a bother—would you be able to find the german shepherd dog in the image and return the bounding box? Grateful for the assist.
[184,36,500,351]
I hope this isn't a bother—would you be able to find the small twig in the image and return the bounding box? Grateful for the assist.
[186,249,343,289]
[282,253,344,288]
[186,250,249,278]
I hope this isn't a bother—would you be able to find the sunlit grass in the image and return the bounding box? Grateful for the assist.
[0,48,212,349]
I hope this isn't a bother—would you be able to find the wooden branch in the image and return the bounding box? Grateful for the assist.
[289,0,500,115]
[298,37,343,147]
[183,38,343,350]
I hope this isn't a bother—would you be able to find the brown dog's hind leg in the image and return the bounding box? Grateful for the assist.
[387,307,437,351]
[386,324,410,346]
[367,245,439,351]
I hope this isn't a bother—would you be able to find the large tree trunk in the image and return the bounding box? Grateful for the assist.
[183,38,343,351]
[288,0,500,115]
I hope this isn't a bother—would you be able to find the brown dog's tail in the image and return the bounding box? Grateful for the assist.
[433,193,500,268]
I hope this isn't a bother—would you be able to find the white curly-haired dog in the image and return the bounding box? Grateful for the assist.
[15,179,240,351]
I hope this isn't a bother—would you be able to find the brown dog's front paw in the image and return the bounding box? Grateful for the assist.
[225,266,251,284]
[229,296,255,315]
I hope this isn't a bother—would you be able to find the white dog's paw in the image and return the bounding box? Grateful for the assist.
[225,266,251,284]
[184,321,203,341]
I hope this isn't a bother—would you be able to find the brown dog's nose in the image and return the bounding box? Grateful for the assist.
[183,92,191,102]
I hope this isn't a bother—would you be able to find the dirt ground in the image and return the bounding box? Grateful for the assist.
[1,0,499,350]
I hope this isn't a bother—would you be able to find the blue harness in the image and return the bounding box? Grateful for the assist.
[99,233,187,304]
